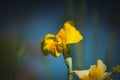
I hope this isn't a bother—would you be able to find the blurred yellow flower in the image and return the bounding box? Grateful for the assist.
[113,65,120,74]
[72,59,112,80]
[41,21,83,57]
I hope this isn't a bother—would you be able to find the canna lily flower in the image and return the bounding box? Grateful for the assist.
[41,21,83,57]
[71,59,112,80]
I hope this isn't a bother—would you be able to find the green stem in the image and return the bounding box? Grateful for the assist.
[64,57,73,80]
[63,45,73,80]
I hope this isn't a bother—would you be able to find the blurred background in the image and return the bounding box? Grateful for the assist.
[0,0,120,80]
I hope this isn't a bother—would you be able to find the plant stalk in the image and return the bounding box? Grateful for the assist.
[64,57,73,80]
[63,45,73,80]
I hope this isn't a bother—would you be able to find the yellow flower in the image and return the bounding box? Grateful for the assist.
[88,59,107,79]
[113,65,120,74]
[72,59,112,80]
[41,21,83,57]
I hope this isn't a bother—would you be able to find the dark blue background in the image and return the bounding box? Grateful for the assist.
[0,0,120,80]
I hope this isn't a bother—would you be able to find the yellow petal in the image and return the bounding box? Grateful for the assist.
[54,50,61,57]
[89,59,107,79]
[41,34,55,56]
[56,21,83,44]
[96,59,107,73]
[41,34,62,57]
[71,70,89,79]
